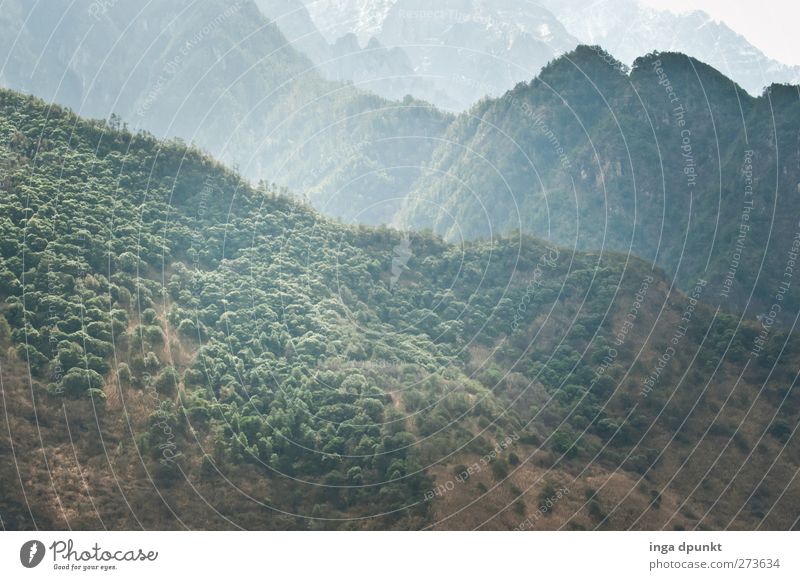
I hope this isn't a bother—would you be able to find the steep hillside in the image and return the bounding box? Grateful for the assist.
[1,89,798,530]
[399,47,800,318]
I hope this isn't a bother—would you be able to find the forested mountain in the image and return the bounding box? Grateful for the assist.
[399,47,800,318]
[0,0,452,224]
[3,0,798,299]
[1,89,798,530]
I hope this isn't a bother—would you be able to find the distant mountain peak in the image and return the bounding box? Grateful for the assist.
[298,0,800,110]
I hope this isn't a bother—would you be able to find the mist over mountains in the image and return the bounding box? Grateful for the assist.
[539,0,800,96]
[301,0,800,110]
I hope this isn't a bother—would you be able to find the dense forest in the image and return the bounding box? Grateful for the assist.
[1,88,798,530]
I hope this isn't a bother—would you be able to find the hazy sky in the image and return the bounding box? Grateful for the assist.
[640,0,800,66]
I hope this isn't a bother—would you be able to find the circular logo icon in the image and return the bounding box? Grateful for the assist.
[20,540,46,568]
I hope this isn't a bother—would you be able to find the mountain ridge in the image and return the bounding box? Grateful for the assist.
[396,46,800,319]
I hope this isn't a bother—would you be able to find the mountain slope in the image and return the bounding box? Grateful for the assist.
[398,46,800,319]
[1,88,799,530]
